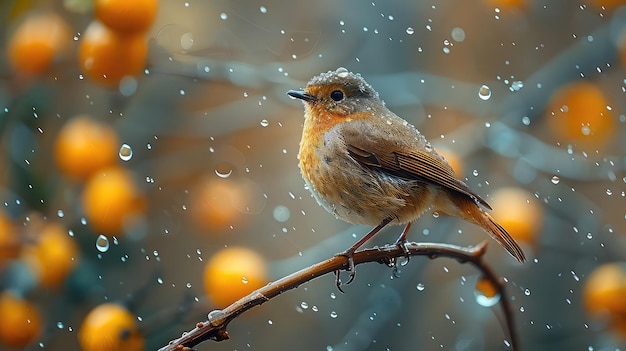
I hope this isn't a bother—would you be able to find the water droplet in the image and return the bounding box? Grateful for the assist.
[119,143,133,161]
[606,189,613,196]
[475,290,500,307]
[510,80,524,92]
[95,234,110,252]
[581,124,591,136]
[472,169,479,176]
[451,27,465,42]
[336,67,349,78]
[551,175,560,184]
[330,311,338,318]
[416,283,425,291]
[474,276,500,306]
[215,163,233,178]
[208,309,225,326]
[478,85,491,100]
[300,301,309,309]
[273,205,290,222]
[56,321,64,329]
[330,292,336,299]
[522,116,531,125]
[259,6,267,13]
[57,209,64,218]
[406,27,415,35]
[219,12,228,20]
[260,119,269,127]
[432,211,440,218]
[524,288,531,296]
[119,76,138,96]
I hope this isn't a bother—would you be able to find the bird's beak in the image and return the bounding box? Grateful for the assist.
[287,90,317,102]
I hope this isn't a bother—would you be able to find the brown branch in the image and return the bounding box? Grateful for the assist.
[157,241,519,351]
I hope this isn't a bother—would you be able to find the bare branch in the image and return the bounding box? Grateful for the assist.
[157,241,519,351]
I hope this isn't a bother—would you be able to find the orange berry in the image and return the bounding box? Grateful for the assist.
[6,12,71,76]
[490,187,542,245]
[78,21,147,86]
[82,167,146,235]
[584,263,626,318]
[95,0,158,34]
[191,178,247,231]
[24,223,79,288]
[204,247,268,307]
[54,116,119,180]
[546,82,616,148]
[78,303,144,351]
[0,292,42,349]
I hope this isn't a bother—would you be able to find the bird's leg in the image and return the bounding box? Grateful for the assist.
[390,222,412,276]
[394,222,412,261]
[335,217,393,289]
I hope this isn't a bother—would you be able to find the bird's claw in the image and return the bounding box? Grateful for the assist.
[394,238,411,266]
[334,250,357,292]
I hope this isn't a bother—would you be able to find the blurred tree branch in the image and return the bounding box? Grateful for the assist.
[157,241,519,351]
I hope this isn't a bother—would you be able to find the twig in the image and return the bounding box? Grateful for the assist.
[157,241,519,351]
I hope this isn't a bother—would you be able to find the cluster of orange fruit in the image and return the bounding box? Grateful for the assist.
[79,0,157,87]
[7,0,157,87]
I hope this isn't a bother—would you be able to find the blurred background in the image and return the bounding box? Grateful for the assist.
[1,0,626,350]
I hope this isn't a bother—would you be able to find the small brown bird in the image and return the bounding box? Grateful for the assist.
[288,68,526,281]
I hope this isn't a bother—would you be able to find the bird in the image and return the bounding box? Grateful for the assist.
[287,67,526,284]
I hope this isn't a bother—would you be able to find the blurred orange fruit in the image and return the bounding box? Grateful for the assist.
[490,187,542,245]
[204,247,268,307]
[23,222,79,288]
[584,263,626,317]
[546,82,615,148]
[82,167,146,235]
[78,21,147,86]
[95,0,158,34]
[78,303,144,351]
[584,263,626,338]
[54,116,119,180]
[6,12,71,76]
[191,178,246,231]
[0,292,42,349]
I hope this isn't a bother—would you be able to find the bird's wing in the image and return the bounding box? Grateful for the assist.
[343,123,492,210]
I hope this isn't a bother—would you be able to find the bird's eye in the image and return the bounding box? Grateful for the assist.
[330,90,344,101]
